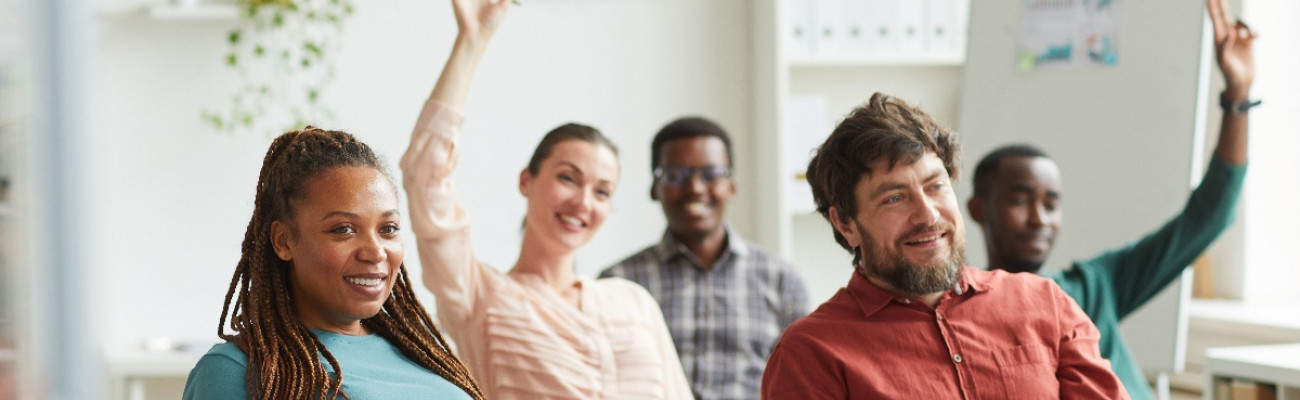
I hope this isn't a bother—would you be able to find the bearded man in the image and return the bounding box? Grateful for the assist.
[761,93,1129,400]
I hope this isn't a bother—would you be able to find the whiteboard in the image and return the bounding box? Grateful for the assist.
[956,0,1211,376]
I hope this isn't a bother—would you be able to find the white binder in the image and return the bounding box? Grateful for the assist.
[924,0,956,56]
[895,0,925,56]
[784,0,816,59]
[813,0,846,57]
[842,0,874,56]
[866,0,899,57]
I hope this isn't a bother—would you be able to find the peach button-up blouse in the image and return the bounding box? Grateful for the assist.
[400,98,692,400]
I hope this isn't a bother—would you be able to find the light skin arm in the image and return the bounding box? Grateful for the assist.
[1208,0,1254,165]
[398,0,510,323]
[431,0,510,109]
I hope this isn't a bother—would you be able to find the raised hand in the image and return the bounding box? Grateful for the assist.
[429,0,511,110]
[452,0,510,46]
[1207,0,1255,95]
[1206,0,1252,164]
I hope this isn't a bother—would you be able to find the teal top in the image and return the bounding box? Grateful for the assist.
[1046,155,1246,400]
[182,329,474,400]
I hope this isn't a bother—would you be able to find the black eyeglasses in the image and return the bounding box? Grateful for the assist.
[653,165,732,186]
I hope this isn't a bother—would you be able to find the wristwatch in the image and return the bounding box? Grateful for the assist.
[1220,91,1262,115]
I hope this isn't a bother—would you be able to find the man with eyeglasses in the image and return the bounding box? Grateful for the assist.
[600,117,809,400]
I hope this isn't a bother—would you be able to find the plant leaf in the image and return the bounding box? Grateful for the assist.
[303,42,322,58]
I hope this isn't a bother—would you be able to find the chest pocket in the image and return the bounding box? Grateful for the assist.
[994,344,1058,399]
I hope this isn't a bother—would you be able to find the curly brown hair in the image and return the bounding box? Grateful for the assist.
[805,93,961,256]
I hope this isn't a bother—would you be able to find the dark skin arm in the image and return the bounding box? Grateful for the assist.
[1208,0,1254,165]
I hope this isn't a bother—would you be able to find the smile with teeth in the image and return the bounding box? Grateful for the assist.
[906,233,944,245]
[558,214,585,228]
[685,201,710,214]
[345,277,383,286]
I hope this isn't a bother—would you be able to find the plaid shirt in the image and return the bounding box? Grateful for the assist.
[600,226,810,400]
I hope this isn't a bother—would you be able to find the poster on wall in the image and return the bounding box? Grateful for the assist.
[1017,0,1121,72]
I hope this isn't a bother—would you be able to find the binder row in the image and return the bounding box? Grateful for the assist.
[785,0,970,61]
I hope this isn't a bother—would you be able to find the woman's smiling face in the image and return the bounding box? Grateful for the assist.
[520,139,620,254]
[272,166,403,335]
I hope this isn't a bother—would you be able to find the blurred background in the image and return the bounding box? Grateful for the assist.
[0,0,1296,399]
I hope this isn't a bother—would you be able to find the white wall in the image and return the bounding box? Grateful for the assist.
[1237,0,1300,305]
[89,0,755,357]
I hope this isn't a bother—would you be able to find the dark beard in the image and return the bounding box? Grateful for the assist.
[857,222,966,294]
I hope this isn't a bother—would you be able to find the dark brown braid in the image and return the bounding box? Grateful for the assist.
[218,126,484,400]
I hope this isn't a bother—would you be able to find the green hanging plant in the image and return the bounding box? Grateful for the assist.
[203,0,355,135]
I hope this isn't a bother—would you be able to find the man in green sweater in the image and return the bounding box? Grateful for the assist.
[965,0,1255,398]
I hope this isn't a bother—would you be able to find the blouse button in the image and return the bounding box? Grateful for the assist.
[952,354,963,363]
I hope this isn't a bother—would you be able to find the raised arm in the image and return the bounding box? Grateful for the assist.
[1208,0,1254,165]
[1088,0,1255,316]
[433,0,510,109]
[399,0,510,325]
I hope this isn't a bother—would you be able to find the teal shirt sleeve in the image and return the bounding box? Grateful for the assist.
[1049,156,1246,400]
[1070,155,1246,320]
[182,343,251,400]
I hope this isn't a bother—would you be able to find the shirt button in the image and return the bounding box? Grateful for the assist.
[952,354,963,363]
[936,313,944,321]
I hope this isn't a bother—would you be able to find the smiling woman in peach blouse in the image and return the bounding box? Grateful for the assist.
[399,0,691,399]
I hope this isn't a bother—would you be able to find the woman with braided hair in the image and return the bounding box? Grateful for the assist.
[182,127,484,399]
[400,0,690,398]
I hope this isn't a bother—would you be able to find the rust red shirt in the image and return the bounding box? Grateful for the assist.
[762,267,1129,399]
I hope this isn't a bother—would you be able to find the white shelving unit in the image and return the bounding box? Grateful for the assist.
[1203,343,1300,400]
[107,346,209,400]
[96,2,239,21]
[145,3,239,21]
[788,55,964,68]
[751,0,969,303]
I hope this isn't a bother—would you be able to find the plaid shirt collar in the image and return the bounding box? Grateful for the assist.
[650,223,750,270]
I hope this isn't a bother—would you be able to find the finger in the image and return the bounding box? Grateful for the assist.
[1232,20,1258,50]
[1207,0,1229,41]
[1218,0,1235,32]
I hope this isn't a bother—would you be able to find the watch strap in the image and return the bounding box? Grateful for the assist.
[1220,91,1262,115]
